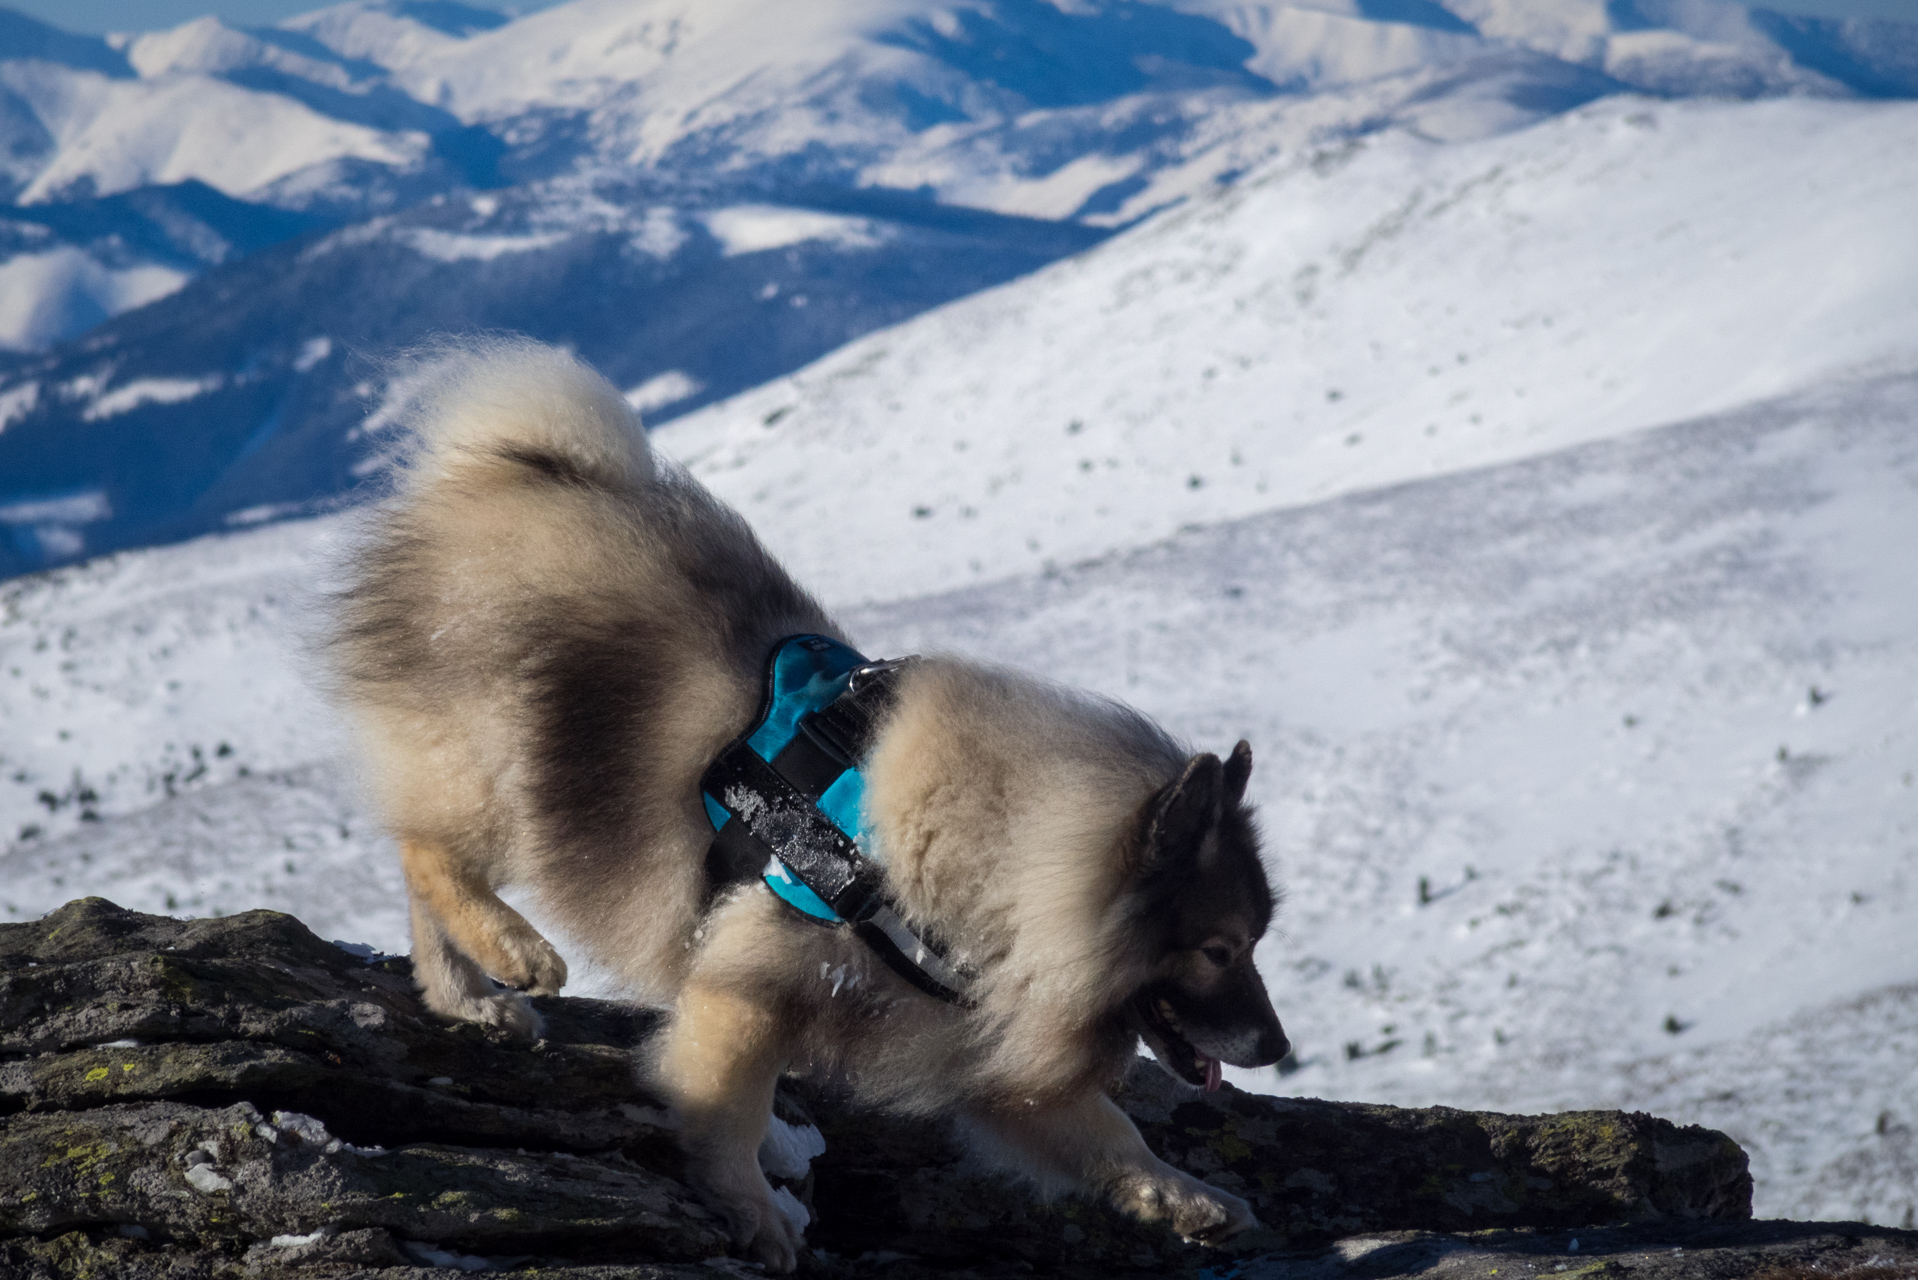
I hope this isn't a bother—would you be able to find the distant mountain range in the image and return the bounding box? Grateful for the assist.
[1,0,1914,577]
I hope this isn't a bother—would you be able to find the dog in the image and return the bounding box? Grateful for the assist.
[327,338,1290,1270]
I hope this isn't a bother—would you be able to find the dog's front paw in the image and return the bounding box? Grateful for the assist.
[1110,1165,1259,1245]
[1170,1180,1257,1244]
[746,1206,801,1274]
[689,1160,803,1273]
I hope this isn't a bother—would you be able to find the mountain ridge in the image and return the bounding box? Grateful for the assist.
[1,0,1915,577]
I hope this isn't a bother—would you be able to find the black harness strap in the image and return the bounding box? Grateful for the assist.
[702,649,976,1007]
[703,743,878,919]
[801,663,902,764]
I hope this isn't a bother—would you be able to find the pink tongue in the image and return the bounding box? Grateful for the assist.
[1203,1058,1222,1092]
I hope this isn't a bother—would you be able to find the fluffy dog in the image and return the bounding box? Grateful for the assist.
[327,338,1289,1270]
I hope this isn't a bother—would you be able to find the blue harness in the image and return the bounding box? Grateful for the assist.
[700,635,974,1005]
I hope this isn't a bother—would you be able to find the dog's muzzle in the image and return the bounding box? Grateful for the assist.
[1131,991,1289,1093]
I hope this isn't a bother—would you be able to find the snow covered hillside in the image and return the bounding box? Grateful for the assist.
[3,365,1912,1225]
[656,94,1918,605]
[849,370,1918,1228]
[3,0,1915,577]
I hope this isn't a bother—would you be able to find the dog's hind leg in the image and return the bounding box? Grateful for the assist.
[963,1091,1258,1246]
[653,976,802,1273]
[407,895,544,1037]
[401,837,568,1037]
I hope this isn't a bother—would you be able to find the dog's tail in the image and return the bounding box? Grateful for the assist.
[380,336,652,497]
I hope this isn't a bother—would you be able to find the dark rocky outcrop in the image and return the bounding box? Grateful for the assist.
[2,898,1912,1278]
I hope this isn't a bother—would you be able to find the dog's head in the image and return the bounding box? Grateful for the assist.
[1125,740,1288,1089]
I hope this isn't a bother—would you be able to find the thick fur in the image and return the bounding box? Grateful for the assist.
[328,338,1287,1271]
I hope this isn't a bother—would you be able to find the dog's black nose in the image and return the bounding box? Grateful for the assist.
[1257,1024,1290,1067]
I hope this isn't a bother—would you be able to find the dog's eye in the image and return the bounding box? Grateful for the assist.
[1201,945,1232,968]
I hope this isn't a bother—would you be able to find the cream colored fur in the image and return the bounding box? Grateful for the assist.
[327,339,1263,1272]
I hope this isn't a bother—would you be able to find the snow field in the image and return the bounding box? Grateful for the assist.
[840,371,1917,1223]
[0,517,386,936]
[0,59,427,206]
[655,95,1918,607]
[0,245,189,353]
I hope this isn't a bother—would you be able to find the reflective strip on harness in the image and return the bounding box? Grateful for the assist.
[864,903,975,1001]
[703,732,870,915]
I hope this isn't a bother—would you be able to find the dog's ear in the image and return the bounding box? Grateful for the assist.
[1223,740,1253,806]
[1140,752,1223,875]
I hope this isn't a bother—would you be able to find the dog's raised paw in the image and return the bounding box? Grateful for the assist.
[483,929,568,997]
[515,936,569,996]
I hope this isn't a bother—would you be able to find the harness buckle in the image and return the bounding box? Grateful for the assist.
[849,655,917,695]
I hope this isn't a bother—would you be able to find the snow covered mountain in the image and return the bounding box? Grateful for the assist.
[2,0,1916,576]
[657,94,1918,605]
[0,2,507,357]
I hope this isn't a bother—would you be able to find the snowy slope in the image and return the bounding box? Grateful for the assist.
[6,0,1908,368]
[0,3,497,354]
[362,0,1291,222]
[0,245,186,353]
[364,0,1914,221]
[654,95,1918,606]
[279,0,508,68]
[0,179,326,352]
[1391,0,1918,96]
[5,63,428,206]
[2,368,1913,1225]
[0,515,404,940]
[0,16,437,209]
[3,0,1914,577]
[845,370,1918,1227]
[0,5,466,354]
[0,184,1104,576]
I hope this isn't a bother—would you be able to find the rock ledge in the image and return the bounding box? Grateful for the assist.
[1,898,1909,1278]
